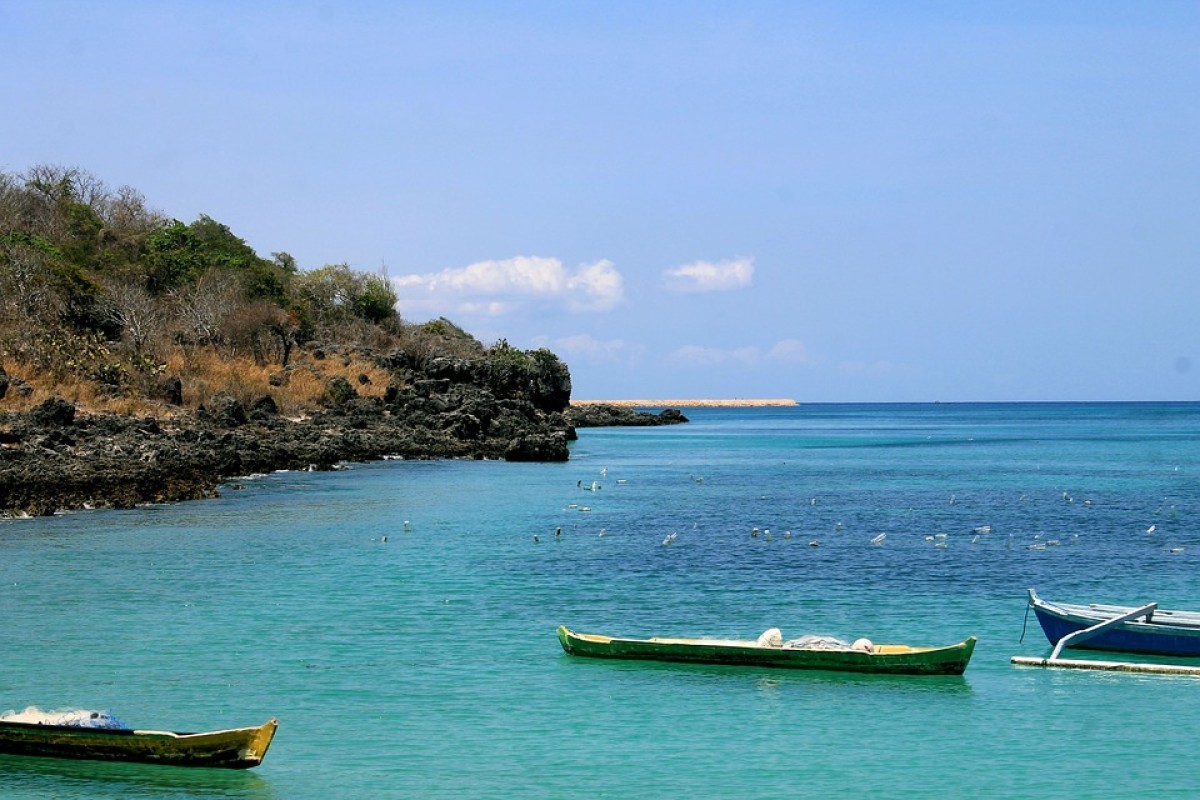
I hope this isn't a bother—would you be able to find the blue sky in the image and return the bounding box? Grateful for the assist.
[3,2,1197,401]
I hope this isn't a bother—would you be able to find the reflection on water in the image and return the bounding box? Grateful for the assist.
[561,653,975,696]
[0,754,278,800]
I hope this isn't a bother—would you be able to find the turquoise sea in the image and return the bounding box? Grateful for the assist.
[2,403,1199,799]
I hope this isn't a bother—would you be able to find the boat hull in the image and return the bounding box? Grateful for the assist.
[0,718,278,769]
[557,627,975,675]
[1032,603,1200,657]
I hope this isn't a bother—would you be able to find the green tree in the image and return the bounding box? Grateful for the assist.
[189,215,286,300]
[143,215,288,299]
[144,220,205,291]
[354,273,399,324]
[294,263,399,332]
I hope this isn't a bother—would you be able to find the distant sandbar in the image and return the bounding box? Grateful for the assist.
[572,398,797,408]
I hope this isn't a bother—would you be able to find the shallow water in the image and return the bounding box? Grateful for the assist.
[2,403,1198,798]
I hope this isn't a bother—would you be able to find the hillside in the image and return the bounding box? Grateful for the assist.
[0,165,577,515]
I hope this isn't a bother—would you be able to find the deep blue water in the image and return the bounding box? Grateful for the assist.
[2,402,1198,798]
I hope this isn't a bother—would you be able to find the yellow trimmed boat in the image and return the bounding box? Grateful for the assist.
[0,717,278,769]
[558,626,975,675]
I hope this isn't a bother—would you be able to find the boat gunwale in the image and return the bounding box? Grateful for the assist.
[0,718,276,740]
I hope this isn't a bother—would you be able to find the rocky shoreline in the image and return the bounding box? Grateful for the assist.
[0,398,568,518]
[0,354,689,517]
[567,404,689,427]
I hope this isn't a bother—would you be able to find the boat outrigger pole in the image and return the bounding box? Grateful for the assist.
[1010,595,1200,675]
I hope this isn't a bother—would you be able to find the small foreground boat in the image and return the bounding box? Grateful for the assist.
[557,626,976,675]
[1026,588,1200,657]
[0,717,278,769]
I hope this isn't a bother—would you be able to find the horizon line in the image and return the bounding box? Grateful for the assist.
[571,398,798,408]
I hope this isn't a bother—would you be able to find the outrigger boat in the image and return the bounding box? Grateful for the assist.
[557,626,976,675]
[0,717,278,769]
[1013,589,1200,675]
[1024,588,1200,657]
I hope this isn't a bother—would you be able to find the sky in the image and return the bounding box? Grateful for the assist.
[2,2,1197,402]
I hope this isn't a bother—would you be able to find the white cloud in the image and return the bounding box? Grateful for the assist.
[568,261,624,311]
[663,256,754,292]
[730,346,762,366]
[670,345,729,366]
[668,339,814,367]
[552,334,645,365]
[393,256,623,318]
[458,300,511,316]
[767,338,812,365]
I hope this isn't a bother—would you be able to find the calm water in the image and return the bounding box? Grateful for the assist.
[2,403,1199,798]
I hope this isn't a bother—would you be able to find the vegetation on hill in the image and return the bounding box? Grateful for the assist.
[0,165,552,417]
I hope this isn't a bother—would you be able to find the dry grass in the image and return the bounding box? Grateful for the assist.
[1,346,398,418]
[0,362,164,416]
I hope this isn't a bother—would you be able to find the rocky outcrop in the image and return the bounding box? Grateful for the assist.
[0,342,702,516]
[504,431,571,462]
[0,343,578,516]
[0,395,574,516]
[567,404,689,428]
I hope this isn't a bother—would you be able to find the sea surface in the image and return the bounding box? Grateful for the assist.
[2,402,1199,799]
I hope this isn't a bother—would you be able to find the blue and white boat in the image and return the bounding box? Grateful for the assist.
[1027,588,1200,658]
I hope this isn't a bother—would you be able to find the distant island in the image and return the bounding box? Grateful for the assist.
[573,398,797,408]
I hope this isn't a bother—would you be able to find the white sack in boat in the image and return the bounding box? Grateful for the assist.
[756,628,783,647]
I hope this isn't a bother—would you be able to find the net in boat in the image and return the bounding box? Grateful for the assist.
[0,706,126,729]
[761,633,876,653]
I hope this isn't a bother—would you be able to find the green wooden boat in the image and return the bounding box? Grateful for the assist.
[557,626,976,675]
[0,717,278,769]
